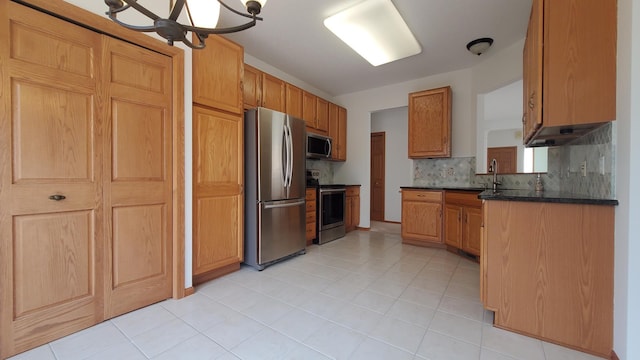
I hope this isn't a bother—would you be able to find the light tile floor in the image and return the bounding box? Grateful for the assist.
[10,222,605,360]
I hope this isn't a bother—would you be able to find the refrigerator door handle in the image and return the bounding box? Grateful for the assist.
[287,121,294,188]
[263,199,306,209]
[281,125,289,188]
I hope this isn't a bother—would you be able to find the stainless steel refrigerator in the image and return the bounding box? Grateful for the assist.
[244,107,307,270]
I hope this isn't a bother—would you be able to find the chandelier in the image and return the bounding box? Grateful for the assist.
[104,0,267,49]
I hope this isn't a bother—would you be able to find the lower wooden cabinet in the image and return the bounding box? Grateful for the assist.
[305,188,317,245]
[401,189,443,246]
[345,186,360,232]
[482,200,614,357]
[444,191,482,256]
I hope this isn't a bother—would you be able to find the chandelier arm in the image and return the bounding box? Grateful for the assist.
[218,0,257,20]
[169,0,185,21]
[106,14,158,32]
[186,16,257,35]
[182,35,206,49]
[121,0,160,20]
[107,4,131,14]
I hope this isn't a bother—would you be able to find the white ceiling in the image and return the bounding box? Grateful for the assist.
[220,0,533,97]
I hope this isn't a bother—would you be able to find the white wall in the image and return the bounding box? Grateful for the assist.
[371,107,412,222]
[614,0,640,358]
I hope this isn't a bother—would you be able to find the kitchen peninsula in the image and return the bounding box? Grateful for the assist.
[479,190,617,358]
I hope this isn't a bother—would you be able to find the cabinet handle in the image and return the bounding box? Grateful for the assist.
[522,114,526,124]
[529,92,535,109]
[49,194,66,201]
[417,194,426,197]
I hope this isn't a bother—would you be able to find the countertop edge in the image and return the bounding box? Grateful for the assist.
[478,190,619,206]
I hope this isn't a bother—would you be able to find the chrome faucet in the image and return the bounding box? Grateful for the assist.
[490,158,501,191]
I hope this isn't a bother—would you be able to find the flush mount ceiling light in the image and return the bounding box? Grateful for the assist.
[466,37,494,56]
[324,0,422,66]
[104,0,267,49]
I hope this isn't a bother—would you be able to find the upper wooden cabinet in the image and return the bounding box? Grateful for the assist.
[261,72,286,112]
[285,83,303,119]
[243,64,261,110]
[408,86,452,158]
[522,0,616,146]
[302,90,317,129]
[315,97,329,134]
[328,102,347,161]
[193,35,243,114]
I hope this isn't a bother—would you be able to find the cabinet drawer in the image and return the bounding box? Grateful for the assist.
[445,191,481,207]
[306,188,316,200]
[403,190,442,203]
[346,186,360,197]
[306,211,316,223]
[305,222,316,235]
[306,200,316,212]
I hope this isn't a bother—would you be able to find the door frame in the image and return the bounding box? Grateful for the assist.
[7,0,186,299]
[370,132,386,222]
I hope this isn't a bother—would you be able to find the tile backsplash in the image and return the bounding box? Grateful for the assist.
[306,159,334,184]
[412,123,615,198]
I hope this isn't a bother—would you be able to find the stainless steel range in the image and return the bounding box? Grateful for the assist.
[306,170,346,244]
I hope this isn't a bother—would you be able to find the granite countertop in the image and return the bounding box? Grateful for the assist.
[400,186,486,192]
[478,189,619,206]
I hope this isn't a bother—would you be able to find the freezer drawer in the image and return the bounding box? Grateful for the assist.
[256,199,306,267]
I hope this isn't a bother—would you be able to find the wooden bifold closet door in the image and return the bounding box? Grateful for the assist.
[0,2,173,357]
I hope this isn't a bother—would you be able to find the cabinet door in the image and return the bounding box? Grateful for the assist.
[286,83,303,119]
[522,0,543,143]
[462,207,482,256]
[192,106,243,282]
[352,194,360,229]
[103,37,174,319]
[193,35,243,114]
[337,106,347,161]
[0,4,104,355]
[408,86,451,158]
[315,97,329,133]
[243,64,261,110]
[302,91,317,129]
[345,196,353,231]
[444,204,462,248]
[261,73,285,112]
[401,196,442,244]
[328,103,347,161]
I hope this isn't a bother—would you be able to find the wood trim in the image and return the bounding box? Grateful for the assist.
[610,350,619,360]
[14,0,186,300]
[356,227,370,231]
[184,287,195,297]
[193,262,241,286]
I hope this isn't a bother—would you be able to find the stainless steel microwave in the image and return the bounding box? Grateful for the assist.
[306,132,332,159]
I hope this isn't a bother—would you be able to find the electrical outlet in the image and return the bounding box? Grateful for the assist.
[580,160,587,177]
[446,167,455,176]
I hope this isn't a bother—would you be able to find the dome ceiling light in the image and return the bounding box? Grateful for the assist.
[466,37,494,56]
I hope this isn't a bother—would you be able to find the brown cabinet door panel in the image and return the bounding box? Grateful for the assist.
[1,3,104,356]
[462,207,482,256]
[103,37,173,319]
[444,204,462,248]
[408,86,451,158]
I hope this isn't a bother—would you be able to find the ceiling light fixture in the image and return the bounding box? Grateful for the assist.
[104,0,267,49]
[466,37,494,56]
[324,0,422,67]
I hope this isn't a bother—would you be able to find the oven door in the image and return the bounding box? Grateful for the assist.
[319,188,345,230]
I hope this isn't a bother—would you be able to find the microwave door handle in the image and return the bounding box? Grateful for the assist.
[326,138,332,157]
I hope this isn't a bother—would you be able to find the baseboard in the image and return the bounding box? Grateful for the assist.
[382,220,401,224]
[356,226,370,231]
[193,262,240,286]
[184,287,195,297]
[611,350,619,360]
